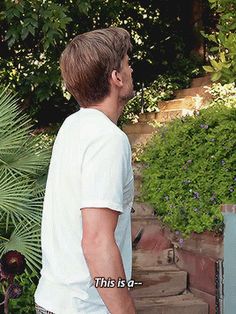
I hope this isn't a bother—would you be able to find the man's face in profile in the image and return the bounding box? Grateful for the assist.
[119,54,135,103]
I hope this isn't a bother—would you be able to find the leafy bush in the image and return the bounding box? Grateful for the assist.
[137,89,236,236]
[203,0,236,83]
[205,82,236,107]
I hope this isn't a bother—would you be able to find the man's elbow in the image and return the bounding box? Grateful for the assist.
[81,235,116,260]
[81,237,94,259]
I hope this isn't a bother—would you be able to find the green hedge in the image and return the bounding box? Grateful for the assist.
[138,101,236,236]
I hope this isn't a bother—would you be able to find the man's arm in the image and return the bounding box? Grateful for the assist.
[81,207,136,314]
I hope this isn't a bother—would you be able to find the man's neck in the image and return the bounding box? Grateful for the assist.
[84,96,125,125]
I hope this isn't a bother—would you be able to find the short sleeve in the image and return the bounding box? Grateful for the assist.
[79,133,131,213]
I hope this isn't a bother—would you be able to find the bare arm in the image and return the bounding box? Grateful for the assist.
[81,207,136,314]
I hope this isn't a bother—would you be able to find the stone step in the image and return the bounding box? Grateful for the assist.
[133,248,175,269]
[126,133,154,147]
[132,215,159,224]
[174,86,212,100]
[132,216,161,236]
[138,111,160,122]
[131,267,187,298]
[124,108,193,147]
[133,173,143,199]
[123,122,157,134]
[158,96,196,111]
[131,201,155,216]
[132,216,172,253]
[134,294,209,314]
[138,108,194,123]
[132,162,150,198]
[191,75,212,88]
[156,109,195,121]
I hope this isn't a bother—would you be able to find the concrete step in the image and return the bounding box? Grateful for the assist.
[133,174,145,199]
[134,294,209,314]
[125,108,194,134]
[191,75,211,88]
[174,86,212,100]
[131,201,155,216]
[131,266,187,298]
[158,109,194,121]
[132,248,175,269]
[123,97,198,147]
[158,96,196,111]
[132,216,173,255]
[124,108,193,147]
[126,133,154,147]
[123,122,157,134]
[138,111,160,122]
[132,215,160,224]
[132,162,144,198]
[137,108,194,123]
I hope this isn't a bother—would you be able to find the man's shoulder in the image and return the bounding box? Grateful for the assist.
[99,127,130,150]
[55,110,130,150]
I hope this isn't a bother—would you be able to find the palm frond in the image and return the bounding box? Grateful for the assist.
[0,222,42,273]
[0,136,51,178]
[0,169,42,229]
[0,87,33,154]
[0,86,52,276]
[32,174,48,198]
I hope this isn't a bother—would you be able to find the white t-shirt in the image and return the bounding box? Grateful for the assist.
[34,108,134,314]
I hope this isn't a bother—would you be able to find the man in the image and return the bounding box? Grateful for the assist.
[34,27,136,314]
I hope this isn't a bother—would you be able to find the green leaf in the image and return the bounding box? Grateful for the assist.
[21,28,29,40]
[220,52,226,63]
[210,59,223,71]
[203,65,215,73]
[28,25,35,36]
[211,71,222,81]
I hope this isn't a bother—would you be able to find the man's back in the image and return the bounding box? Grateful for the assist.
[35,108,134,314]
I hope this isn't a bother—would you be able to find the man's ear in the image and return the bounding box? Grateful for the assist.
[111,70,123,88]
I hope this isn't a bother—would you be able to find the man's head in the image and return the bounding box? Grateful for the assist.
[60,27,133,107]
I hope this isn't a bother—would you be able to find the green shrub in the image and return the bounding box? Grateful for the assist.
[137,93,235,236]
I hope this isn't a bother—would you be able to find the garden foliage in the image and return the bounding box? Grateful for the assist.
[203,0,236,83]
[8,271,38,314]
[0,86,52,312]
[0,86,51,273]
[137,84,236,236]
[0,0,202,126]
